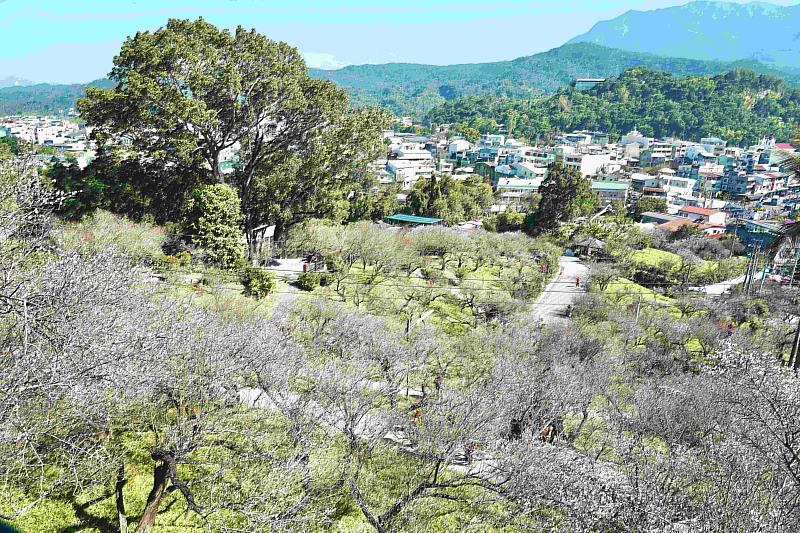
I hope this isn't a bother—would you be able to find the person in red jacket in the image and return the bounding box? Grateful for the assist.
[575,276,580,287]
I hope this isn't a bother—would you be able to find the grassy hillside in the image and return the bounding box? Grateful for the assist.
[310,42,800,117]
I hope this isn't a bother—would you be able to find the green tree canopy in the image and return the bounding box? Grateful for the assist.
[181,183,245,268]
[528,163,596,235]
[78,18,388,251]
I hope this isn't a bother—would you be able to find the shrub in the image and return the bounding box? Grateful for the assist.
[240,265,275,299]
[161,227,195,256]
[297,271,321,291]
[181,184,245,269]
[318,271,332,287]
[177,250,192,267]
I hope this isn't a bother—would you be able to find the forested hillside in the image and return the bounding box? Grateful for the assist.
[427,68,800,145]
[0,43,797,118]
[0,79,114,115]
[310,42,799,117]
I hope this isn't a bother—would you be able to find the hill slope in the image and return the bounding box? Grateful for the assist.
[310,42,798,117]
[0,41,798,119]
[568,0,800,69]
[0,79,114,116]
[426,68,800,146]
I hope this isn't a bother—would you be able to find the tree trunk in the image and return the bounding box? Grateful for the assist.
[116,462,129,533]
[134,456,171,533]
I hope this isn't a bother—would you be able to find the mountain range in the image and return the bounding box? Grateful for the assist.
[1,1,797,118]
[568,1,800,69]
[308,41,798,117]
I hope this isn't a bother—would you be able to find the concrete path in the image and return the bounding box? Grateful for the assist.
[695,269,766,296]
[530,256,588,326]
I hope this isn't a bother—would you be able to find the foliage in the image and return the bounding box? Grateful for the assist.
[310,42,799,117]
[428,67,800,145]
[405,174,494,224]
[297,271,323,291]
[57,209,164,264]
[528,163,596,235]
[181,184,245,268]
[239,264,276,298]
[5,170,800,531]
[484,208,525,233]
[630,196,668,220]
[78,17,389,252]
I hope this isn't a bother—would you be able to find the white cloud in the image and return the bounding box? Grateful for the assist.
[301,52,349,70]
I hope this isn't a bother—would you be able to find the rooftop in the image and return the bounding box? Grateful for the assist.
[386,213,443,225]
[591,181,629,191]
[679,206,720,216]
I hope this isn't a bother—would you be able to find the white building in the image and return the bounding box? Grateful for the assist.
[563,152,612,178]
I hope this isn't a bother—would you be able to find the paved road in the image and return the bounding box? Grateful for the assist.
[694,269,766,296]
[530,256,588,326]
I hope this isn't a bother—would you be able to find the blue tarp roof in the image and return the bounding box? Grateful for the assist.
[386,213,443,225]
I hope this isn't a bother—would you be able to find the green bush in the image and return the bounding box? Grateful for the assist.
[318,271,332,287]
[181,184,245,269]
[177,250,192,267]
[297,271,321,291]
[240,265,275,299]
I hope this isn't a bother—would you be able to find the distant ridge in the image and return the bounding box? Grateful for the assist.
[0,79,113,116]
[568,0,800,69]
[0,41,798,118]
[0,77,34,89]
[309,41,799,116]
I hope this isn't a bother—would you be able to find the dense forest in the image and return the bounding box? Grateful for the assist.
[0,79,114,116]
[427,67,800,145]
[309,42,799,117]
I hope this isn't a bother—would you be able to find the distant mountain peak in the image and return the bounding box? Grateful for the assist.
[0,76,34,89]
[568,0,800,68]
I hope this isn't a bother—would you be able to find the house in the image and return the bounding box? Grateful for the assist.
[448,139,472,159]
[513,162,548,180]
[660,174,696,204]
[657,219,726,238]
[677,206,726,226]
[591,181,629,205]
[563,152,612,178]
[641,212,682,225]
[574,237,605,256]
[474,162,497,182]
[574,78,605,90]
[495,177,542,211]
[630,173,660,192]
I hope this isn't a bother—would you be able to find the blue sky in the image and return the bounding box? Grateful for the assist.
[0,0,796,83]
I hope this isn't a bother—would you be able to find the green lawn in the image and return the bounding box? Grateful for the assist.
[604,278,674,306]
[630,247,681,268]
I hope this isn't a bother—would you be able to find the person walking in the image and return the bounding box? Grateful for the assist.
[575,276,580,288]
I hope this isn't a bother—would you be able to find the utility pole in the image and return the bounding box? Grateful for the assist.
[758,252,775,293]
[790,320,800,370]
[744,247,755,294]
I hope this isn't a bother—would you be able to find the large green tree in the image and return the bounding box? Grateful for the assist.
[79,18,387,252]
[406,173,494,225]
[528,163,596,235]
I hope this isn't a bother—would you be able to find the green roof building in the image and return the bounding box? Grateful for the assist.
[386,213,443,226]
